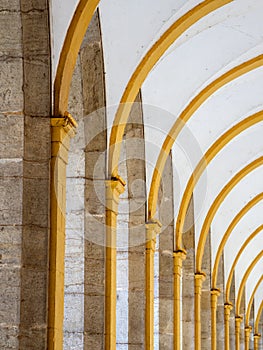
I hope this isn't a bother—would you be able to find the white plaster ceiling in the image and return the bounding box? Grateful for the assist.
[53,0,263,312]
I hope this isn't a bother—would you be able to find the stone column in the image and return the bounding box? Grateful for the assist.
[211,288,221,350]
[48,115,77,350]
[159,152,174,350]
[105,176,125,350]
[235,315,243,350]
[224,303,233,350]
[194,272,206,350]
[253,333,261,350]
[126,92,147,350]
[244,326,252,350]
[145,220,162,350]
[174,250,186,350]
[182,195,195,350]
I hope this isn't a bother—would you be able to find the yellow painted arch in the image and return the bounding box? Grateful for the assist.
[225,225,263,303]
[108,0,232,176]
[255,300,263,334]
[236,251,263,315]
[174,111,263,251]
[196,157,263,273]
[246,275,263,327]
[212,198,263,290]
[54,0,100,116]
[148,54,263,218]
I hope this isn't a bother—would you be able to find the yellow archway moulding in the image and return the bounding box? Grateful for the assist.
[108,0,232,177]
[255,300,263,334]
[225,225,263,303]
[176,111,263,253]
[246,275,263,327]
[54,0,100,116]
[236,251,263,316]
[212,208,263,290]
[195,157,263,274]
[148,54,263,220]
[235,253,263,350]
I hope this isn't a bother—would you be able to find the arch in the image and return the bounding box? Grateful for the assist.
[54,0,100,116]
[195,157,263,273]
[225,226,263,303]
[173,111,263,251]
[236,251,263,315]
[255,300,263,334]
[148,54,263,218]
[108,0,232,176]
[246,276,263,327]
[212,198,263,289]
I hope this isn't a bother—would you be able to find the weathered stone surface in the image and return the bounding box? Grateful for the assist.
[23,57,50,116]
[0,225,22,265]
[0,59,23,112]
[0,12,22,56]
[20,269,47,325]
[0,177,23,225]
[0,325,19,349]
[0,267,20,324]
[21,226,48,268]
[22,178,49,227]
[0,159,23,177]
[24,116,50,160]
[0,115,24,158]
[84,295,104,334]
[19,328,47,350]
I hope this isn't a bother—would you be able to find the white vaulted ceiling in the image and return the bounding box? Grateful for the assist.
[51,0,263,315]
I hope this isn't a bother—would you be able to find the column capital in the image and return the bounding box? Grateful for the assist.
[173,249,187,276]
[254,333,261,339]
[224,302,233,315]
[51,113,78,162]
[146,219,162,241]
[195,272,206,294]
[211,288,221,296]
[105,175,126,214]
[245,325,252,333]
[195,271,206,282]
[174,249,187,260]
[51,112,78,138]
[235,315,243,324]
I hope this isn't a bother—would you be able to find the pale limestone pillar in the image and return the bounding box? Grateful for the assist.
[253,333,261,350]
[211,289,221,350]
[105,176,126,350]
[174,250,186,350]
[195,272,206,350]
[235,315,243,350]
[145,220,162,350]
[48,115,77,350]
[244,326,252,350]
[224,303,233,350]
[182,195,195,350]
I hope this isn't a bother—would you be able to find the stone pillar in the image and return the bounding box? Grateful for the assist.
[78,11,107,349]
[48,115,77,350]
[244,326,252,350]
[158,152,174,350]
[174,250,186,350]
[224,303,233,350]
[235,315,243,350]
[182,195,195,350]
[126,92,146,350]
[194,272,206,350]
[105,176,125,350]
[216,255,225,349]
[145,220,162,350]
[253,333,261,350]
[211,289,221,350]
